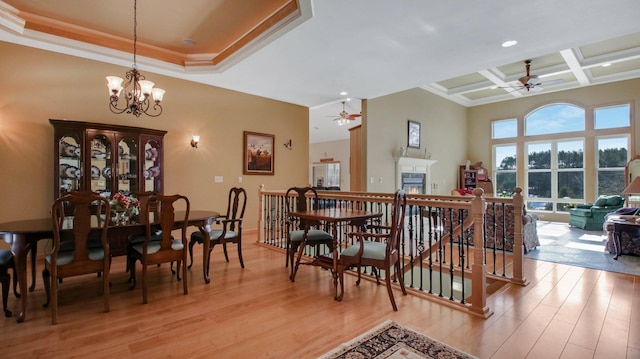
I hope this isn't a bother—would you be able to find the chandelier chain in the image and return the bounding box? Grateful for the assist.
[133,0,137,69]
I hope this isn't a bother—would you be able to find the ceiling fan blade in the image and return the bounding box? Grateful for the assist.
[348,114,362,120]
[530,85,544,93]
[539,78,564,86]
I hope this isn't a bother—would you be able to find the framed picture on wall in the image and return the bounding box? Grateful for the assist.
[243,131,275,175]
[407,120,421,149]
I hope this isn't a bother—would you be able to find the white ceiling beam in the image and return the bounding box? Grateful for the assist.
[560,49,591,85]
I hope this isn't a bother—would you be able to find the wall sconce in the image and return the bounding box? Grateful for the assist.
[190,135,200,148]
[283,139,292,150]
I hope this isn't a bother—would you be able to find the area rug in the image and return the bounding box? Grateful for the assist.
[318,320,477,359]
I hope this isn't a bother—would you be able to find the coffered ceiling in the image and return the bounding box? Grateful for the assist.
[1,0,640,143]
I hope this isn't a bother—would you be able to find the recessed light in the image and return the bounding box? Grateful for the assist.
[182,38,196,46]
[501,40,517,48]
[602,63,612,67]
[339,91,348,96]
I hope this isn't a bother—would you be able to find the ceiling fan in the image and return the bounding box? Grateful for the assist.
[512,59,563,92]
[329,101,361,126]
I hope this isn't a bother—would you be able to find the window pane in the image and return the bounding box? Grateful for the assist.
[496,172,516,194]
[492,119,517,139]
[595,104,630,129]
[528,143,550,169]
[525,104,585,135]
[495,145,516,170]
[528,172,551,198]
[598,137,628,168]
[557,203,573,213]
[557,171,584,199]
[558,140,583,169]
[527,201,552,211]
[598,170,625,196]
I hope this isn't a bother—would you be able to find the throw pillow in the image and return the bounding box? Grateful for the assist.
[605,195,623,206]
[594,196,608,207]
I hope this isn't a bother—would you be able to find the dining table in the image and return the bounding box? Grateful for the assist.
[0,210,219,323]
[288,208,383,301]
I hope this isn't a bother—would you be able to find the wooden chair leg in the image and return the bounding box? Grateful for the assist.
[385,268,398,311]
[42,268,51,307]
[50,267,58,325]
[222,242,230,262]
[396,261,407,296]
[187,238,197,269]
[0,268,10,317]
[103,267,110,313]
[290,241,306,282]
[336,266,345,302]
[29,242,37,292]
[237,241,245,268]
[141,262,148,304]
[182,256,188,295]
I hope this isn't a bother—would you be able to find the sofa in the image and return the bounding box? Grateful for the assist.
[569,195,624,231]
[483,203,540,253]
[444,200,540,253]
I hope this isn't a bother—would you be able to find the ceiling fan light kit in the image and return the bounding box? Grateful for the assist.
[512,59,563,92]
[330,101,361,126]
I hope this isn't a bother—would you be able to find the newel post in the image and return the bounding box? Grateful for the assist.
[511,187,529,285]
[470,188,492,318]
[257,184,265,243]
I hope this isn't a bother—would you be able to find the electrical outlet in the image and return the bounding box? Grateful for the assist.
[370,177,374,184]
[238,176,242,183]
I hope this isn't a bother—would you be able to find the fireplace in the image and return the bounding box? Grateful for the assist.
[401,173,426,194]
[394,156,437,195]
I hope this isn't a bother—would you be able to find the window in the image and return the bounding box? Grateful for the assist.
[491,102,631,214]
[525,104,585,136]
[595,104,630,129]
[597,136,628,196]
[492,119,517,139]
[494,144,516,195]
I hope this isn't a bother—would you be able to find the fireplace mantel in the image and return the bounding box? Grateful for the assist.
[394,156,437,194]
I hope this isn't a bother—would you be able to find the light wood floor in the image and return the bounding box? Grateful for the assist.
[1,232,638,358]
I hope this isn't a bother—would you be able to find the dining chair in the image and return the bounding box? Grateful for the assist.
[128,194,190,304]
[188,187,247,275]
[337,190,407,311]
[285,186,333,282]
[44,190,111,324]
[126,191,163,280]
[0,249,19,317]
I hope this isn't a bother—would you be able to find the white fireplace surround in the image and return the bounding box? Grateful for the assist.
[394,156,437,194]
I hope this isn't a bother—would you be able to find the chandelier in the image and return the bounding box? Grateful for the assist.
[106,0,165,117]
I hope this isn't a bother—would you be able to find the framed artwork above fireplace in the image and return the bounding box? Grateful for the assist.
[408,120,421,149]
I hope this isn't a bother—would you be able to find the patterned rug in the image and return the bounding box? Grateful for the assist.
[318,320,477,359]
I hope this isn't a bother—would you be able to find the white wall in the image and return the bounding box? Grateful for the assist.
[309,139,350,190]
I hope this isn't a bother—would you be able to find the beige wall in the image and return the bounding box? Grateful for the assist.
[309,139,350,190]
[365,88,468,194]
[0,42,310,229]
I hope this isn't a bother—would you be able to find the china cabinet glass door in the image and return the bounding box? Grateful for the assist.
[89,133,112,199]
[144,138,161,192]
[58,134,82,195]
[117,135,138,194]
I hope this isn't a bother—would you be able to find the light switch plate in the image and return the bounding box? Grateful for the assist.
[214,176,223,183]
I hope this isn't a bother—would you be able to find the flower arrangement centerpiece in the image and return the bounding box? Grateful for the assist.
[110,192,140,225]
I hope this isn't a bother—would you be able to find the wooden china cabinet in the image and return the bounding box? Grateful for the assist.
[50,119,167,255]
